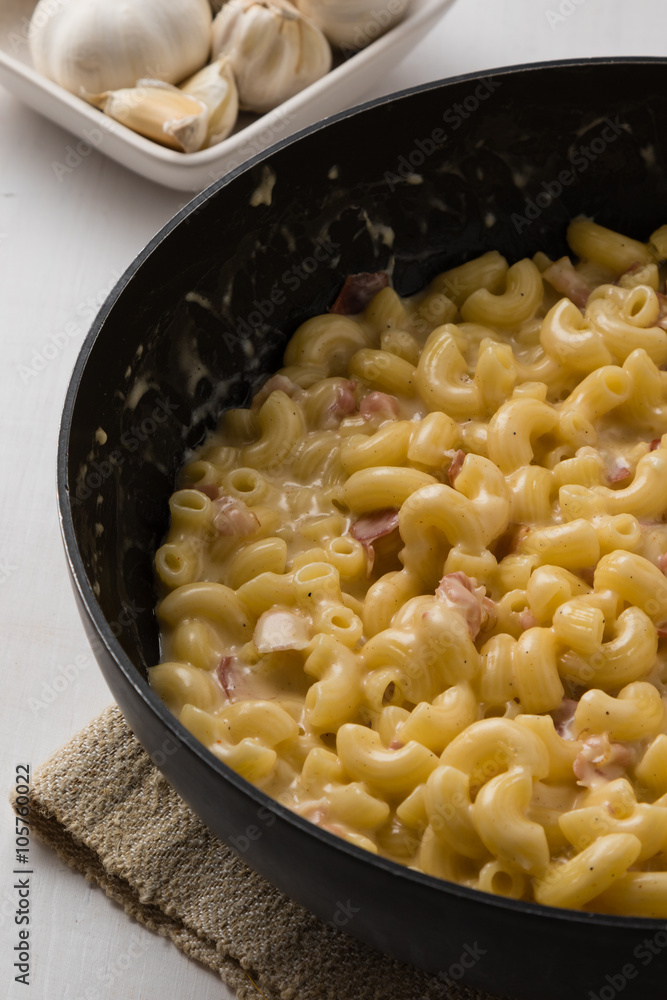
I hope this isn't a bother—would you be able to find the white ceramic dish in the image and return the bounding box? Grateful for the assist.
[0,0,457,191]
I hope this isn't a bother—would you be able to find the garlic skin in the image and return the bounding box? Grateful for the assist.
[89,84,209,153]
[295,0,409,49]
[29,0,212,96]
[211,0,331,115]
[180,58,239,148]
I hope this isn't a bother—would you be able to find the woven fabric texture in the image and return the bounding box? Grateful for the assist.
[17,705,508,1000]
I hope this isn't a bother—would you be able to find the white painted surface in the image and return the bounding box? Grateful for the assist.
[1,1,667,997]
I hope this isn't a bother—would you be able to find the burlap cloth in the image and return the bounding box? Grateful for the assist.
[15,705,509,1000]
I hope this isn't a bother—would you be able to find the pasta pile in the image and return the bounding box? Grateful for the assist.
[150,217,667,914]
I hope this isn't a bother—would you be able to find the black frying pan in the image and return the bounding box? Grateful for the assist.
[58,58,667,999]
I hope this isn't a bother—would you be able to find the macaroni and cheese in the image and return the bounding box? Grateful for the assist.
[149,217,667,914]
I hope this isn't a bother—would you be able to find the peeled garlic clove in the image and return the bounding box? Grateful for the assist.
[90,86,209,154]
[295,0,409,49]
[180,58,239,147]
[211,0,331,115]
[29,0,212,96]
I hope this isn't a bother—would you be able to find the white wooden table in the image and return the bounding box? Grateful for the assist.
[2,1,667,996]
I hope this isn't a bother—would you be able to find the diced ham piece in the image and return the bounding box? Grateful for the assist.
[195,483,219,500]
[573,734,636,787]
[388,739,404,750]
[254,608,312,654]
[360,391,400,422]
[212,494,259,536]
[350,508,400,575]
[519,608,539,631]
[446,449,466,485]
[550,698,578,739]
[543,257,594,310]
[351,509,400,545]
[217,655,240,700]
[605,457,631,484]
[322,380,357,428]
[651,438,662,451]
[252,373,302,410]
[330,271,389,315]
[435,572,493,640]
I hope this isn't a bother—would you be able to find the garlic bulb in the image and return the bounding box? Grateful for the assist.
[211,0,331,115]
[29,0,212,96]
[89,83,209,153]
[294,0,409,49]
[180,58,239,147]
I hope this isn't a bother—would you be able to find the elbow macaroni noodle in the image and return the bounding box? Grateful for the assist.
[150,218,667,915]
